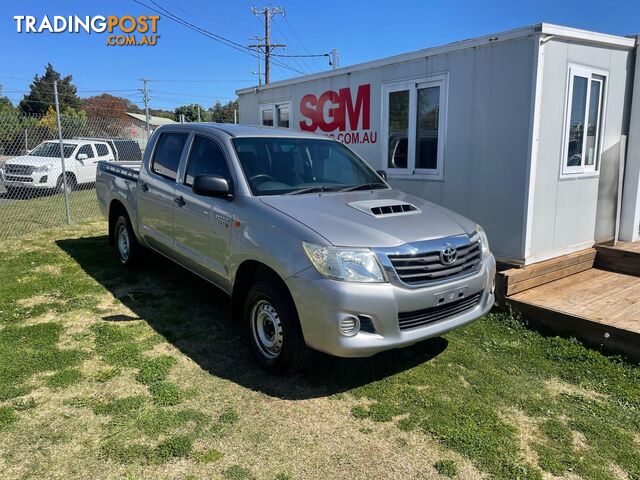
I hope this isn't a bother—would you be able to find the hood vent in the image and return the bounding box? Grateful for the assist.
[348,200,421,218]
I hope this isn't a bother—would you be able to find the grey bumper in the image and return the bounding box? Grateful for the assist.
[286,254,496,357]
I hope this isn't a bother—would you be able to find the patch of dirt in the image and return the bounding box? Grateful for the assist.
[33,264,62,276]
[499,407,541,467]
[17,294,64,309]
[544,378,607,401]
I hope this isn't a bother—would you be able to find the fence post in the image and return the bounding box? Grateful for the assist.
[53,80,71,225]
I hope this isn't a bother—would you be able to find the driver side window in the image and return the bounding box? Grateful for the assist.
[77,144,94,158]
[184,135,231,187]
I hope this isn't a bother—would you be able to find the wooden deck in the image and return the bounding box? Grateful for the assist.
[501,243,640,360]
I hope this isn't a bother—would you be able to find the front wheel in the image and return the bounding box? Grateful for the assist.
[56,174,76,194]
[244,280,312,374]
[114,214,142,267]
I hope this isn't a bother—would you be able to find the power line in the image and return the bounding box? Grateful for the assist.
[133,0,305,76]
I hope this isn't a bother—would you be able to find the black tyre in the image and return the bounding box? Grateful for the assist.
[113,214,142,267]
[244,280,312,374]
[56,174,76,194]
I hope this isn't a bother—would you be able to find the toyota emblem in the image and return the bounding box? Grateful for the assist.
[440,247,457,266]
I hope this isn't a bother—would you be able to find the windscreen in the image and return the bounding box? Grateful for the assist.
[232,137,385,196]
[29,142,76,158]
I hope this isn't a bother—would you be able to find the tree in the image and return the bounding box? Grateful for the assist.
[82,93,128,119]
[19,63,81,115]
[208,100,238,123]
[174,104,209,122]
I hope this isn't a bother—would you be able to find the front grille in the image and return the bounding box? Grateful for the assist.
[5,175,33,182]
[5,164,36,175]
[388,241,481,285]
[398,292,482,330]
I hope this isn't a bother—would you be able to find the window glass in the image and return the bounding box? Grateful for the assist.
[566,76,588,167]
[233,138,385,196]
[29,143,76,158]
[585,79,602,166]
[95,144,110,156]
[152,132,188,180]
[415,86,440,170]
[185,136,231,187]
[77,144,95,158]
[277,105,289,128]
[387,90,409,168]
[261,108,274,126]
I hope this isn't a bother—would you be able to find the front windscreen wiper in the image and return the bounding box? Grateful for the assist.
[339,182,388,192]
[286,185,342,195]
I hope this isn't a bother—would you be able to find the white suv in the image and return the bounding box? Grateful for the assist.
[0,139,115,194]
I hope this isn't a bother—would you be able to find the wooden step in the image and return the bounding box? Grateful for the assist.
[496,248,596,299]
[595,244,640,276]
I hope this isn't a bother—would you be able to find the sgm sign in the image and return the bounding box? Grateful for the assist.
[13,15,160,46]
[299,84,378,144]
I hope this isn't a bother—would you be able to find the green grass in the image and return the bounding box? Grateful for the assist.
[0,221,639,479]
[0,188,102,241]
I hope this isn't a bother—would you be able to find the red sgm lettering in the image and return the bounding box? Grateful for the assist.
[299,84,370,132]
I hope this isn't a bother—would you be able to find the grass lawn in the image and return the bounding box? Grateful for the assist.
[0,221,638,479]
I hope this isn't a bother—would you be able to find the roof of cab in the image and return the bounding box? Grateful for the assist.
[156,122,328,140]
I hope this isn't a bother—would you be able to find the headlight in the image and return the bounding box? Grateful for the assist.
[302,242,386,283]
[476,224,490,259]
[35,164,53,173]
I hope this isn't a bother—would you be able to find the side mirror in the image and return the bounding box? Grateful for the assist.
[192,174,233,200]
[77,153,88,161]
[376,169,387,181]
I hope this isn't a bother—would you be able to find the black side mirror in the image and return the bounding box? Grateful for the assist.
[192,174,233,200]
[376,169,387,181]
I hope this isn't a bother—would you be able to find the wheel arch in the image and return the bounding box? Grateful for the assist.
[108,199,130,246]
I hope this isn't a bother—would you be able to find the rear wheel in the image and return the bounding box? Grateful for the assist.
[244,280,312,374]
[114,214,141,267]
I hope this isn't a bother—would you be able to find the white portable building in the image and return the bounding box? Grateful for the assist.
[237,24,640,266]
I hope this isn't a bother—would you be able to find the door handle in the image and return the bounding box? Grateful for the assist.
[173,195,186,207]
[139,181,149,192]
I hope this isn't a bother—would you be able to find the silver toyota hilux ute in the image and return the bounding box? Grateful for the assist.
[96,123,496,373]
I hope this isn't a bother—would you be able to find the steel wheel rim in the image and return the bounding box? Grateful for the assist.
[250,299,283,359]
[117,222,130,262]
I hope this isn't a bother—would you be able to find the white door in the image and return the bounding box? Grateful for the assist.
[75,144,98,184]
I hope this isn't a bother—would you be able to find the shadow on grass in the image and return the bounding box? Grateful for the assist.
[56,235,448,400]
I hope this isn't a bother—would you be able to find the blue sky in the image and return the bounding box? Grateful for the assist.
[2,0,639,112]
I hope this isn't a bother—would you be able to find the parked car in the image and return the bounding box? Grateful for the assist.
[0,139,113,194]
[0,138,142,195]
[96,124,496,373]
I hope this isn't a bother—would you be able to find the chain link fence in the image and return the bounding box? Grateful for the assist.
[0,111,153,240]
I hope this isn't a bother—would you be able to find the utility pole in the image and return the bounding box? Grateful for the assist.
[250,6,285,84]
[197,105,201,122]
[139,78,151,142]
[331,48,339,70]
[53,80,71,224]
[248,36,264,86]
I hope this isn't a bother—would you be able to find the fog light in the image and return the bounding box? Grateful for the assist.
[40,175,48,183]
[339,316,360,336]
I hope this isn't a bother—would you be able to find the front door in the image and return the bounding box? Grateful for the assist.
[137,131,190,254]
[173,134,235,290]
[75,143,98,184]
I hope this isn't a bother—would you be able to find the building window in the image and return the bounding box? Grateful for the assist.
[562,67,606,176]
[260,101,291,128]
[383,75,447,179]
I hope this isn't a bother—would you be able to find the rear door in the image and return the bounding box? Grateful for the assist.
[137,131,190,255]
[173,134,235,290]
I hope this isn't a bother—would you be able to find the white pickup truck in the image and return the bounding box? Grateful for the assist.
[0,138,141,195]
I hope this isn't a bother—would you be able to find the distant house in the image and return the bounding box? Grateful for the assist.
[124,112,176,150]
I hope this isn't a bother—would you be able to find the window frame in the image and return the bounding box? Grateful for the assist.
[76,143,95,159]
[560,65,608,178]
[149,131,190,182]
[382,73,448,180]
[259,99,292,129]
[182,134,233,188]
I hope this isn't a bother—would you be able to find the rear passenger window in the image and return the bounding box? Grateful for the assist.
[185,136,231,187]
[77,144,94,158]
[152,133,188,180]
[95,144,110,157]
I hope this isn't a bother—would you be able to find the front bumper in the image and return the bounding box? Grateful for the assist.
[286,253,496,357]
[0,169,51,188]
